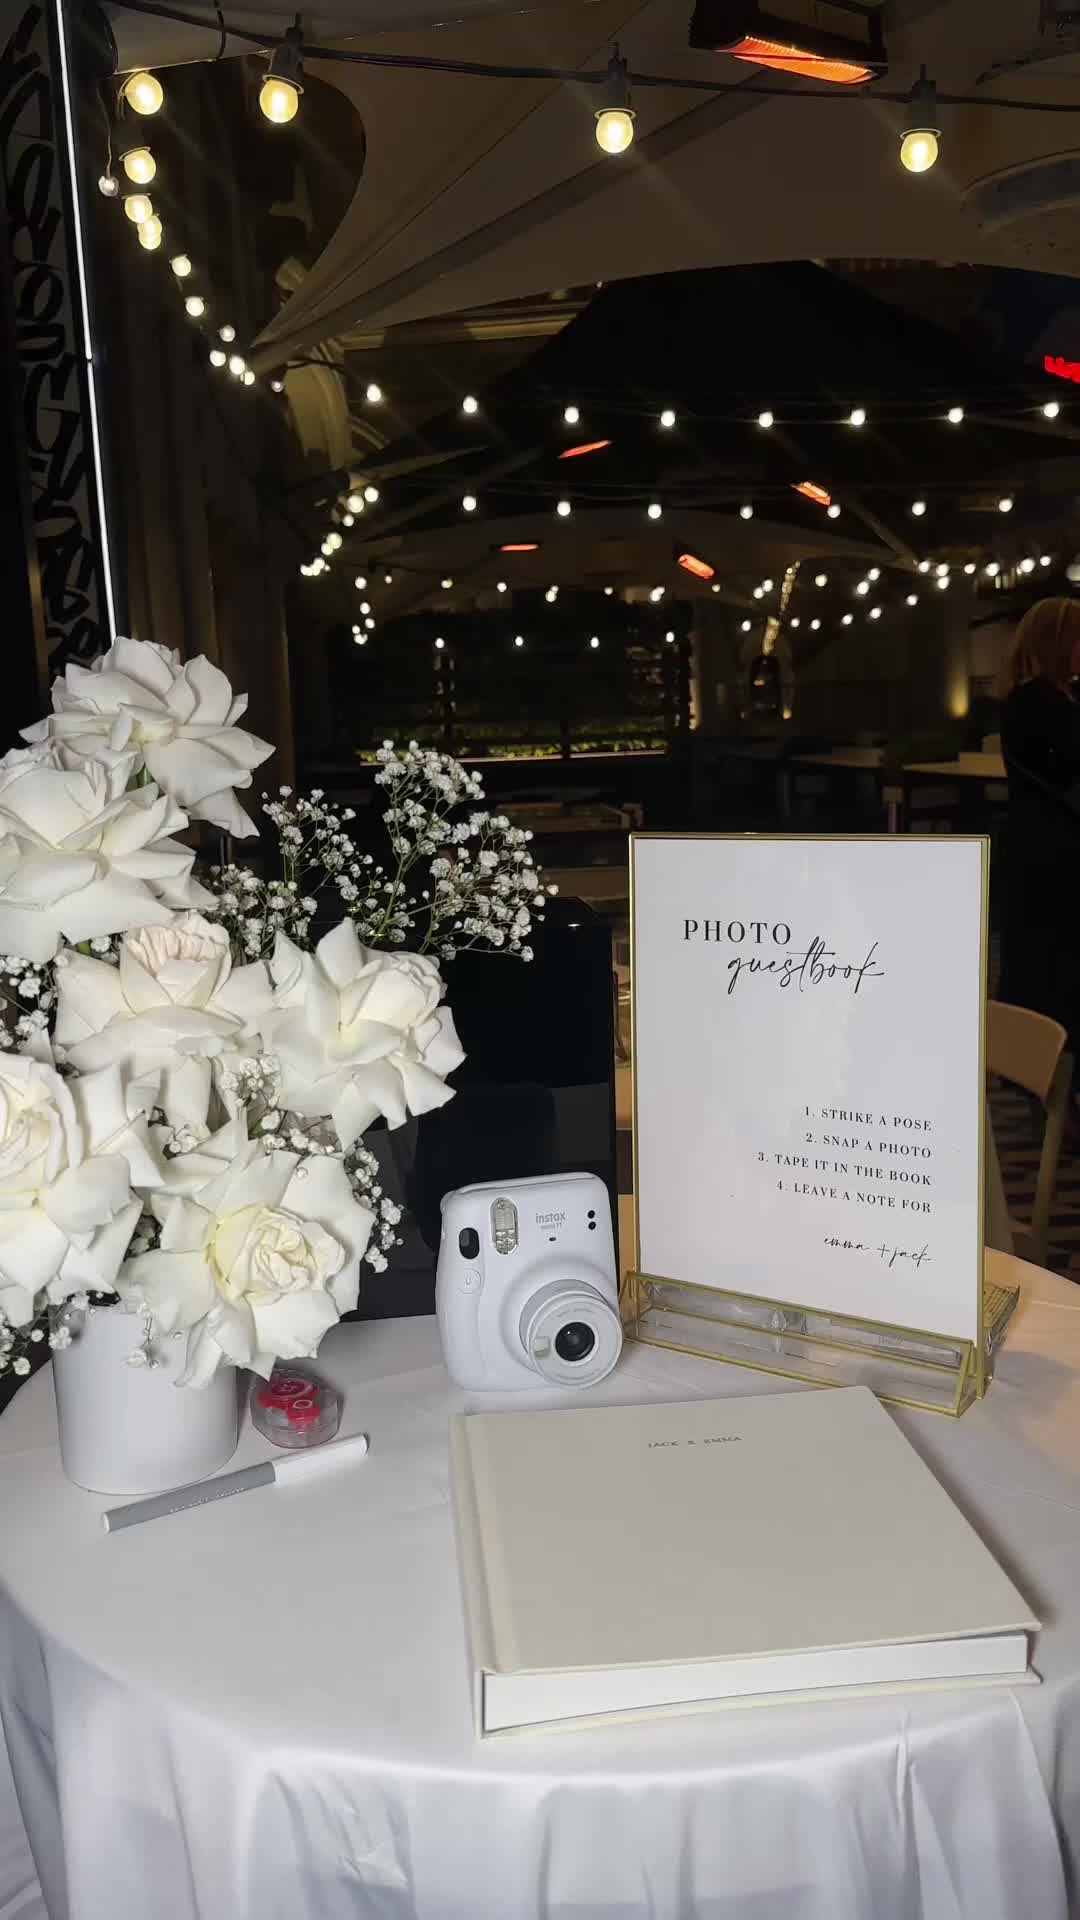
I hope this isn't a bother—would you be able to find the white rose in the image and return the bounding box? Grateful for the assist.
[260,919,465,1148]
[0,740,212,964]
[23,636,273,838]
[122,1139,374,1385]
[54,914,274,1132]
[0,1053,159,1326]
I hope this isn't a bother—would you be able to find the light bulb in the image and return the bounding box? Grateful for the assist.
[918,560,932,573]
[563,404,580,424]
[556,499,572,517]
[171,256,194,282]
[321,540,333,556]
[123,147,156,185]
[757,411,774,429]
[271,378,284,393]
[595,108,634,154]
[342,514,354,527]
[936,575,949,589]
[359,601,371,614]
[810,618,821,631]
[325,532,342,552]
[650,586,665,602]
[790,617,800,629]
[741,619,751,632]
[753,587,764,600]
[712,584,721,594]
[1041,554,1053,566]
[868,567,880,581]
[1021,557,1036,573]
[848,406,866,427]
[589,636,600,649]
[209,349,226,368]
[137,216,162,251]
[659,408,676,429]
[354,575,367,589]
[259,76,300,124]
[384,573,393,584]
[842,613,853,626]
[365,382,383,404]
[869,606,882,620]
[462,394,478,414]
[462,494,477,512]
[647,502,662,520]
[605,585,616,595]
[219,325,236,343]
[514,635,525,648]
[856,581,870,596]
[441,577,453,589]
[911,499,927,516]
[98,173,119,197]
[365,615,376,628]
[1043,401,1061,420]
[763,578,774,591]
[354,635,366,646]
[900,128,939,174]
[347,494,364,514]
[123,71,164,116]
[815,573,828,587]
[998,496,1014,513]
[123,192,153,224]
[184,294,205,318]
[935,562,949,577]
[665,630,675,643]
[947,405,964,424]
[242,369,255,386]
[740,504,753,520]
[363,484,379,503]
[827,502,842,519]
[434,637,445,650]
[497,581,507,593]
[986,562,1000,577]
[228,353,246,377]
[906,594,918,606]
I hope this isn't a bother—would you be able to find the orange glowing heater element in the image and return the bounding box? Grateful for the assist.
[793,481,833,508]
[559,440,612,459]
[677,551,716,580]
[499,542,540,552]
[727,35,872,82]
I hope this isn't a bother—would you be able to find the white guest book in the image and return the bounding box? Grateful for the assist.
[450,1387,1038,1735]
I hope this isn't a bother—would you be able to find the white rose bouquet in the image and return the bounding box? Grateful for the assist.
[0,645,547,1388]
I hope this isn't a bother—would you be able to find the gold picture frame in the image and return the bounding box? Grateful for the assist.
[624,833,1008,1418]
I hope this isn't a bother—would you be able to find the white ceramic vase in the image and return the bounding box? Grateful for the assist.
[51,1301,240,1496]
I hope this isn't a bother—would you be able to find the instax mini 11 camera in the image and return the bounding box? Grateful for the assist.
[436,1173,622,1391]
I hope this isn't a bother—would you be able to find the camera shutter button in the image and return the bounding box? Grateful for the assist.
[457,1269,483,1295]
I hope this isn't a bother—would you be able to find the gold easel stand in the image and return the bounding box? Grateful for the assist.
[623,1267,1018,1418]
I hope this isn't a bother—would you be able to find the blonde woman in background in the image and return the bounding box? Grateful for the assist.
[999,597,1080,1050]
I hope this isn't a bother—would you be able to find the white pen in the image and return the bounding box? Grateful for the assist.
[102,1432,370,1533]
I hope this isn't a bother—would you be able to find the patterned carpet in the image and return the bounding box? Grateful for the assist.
[990,1079,1080,1285]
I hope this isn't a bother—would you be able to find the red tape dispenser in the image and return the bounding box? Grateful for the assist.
[250,1364,343,1449]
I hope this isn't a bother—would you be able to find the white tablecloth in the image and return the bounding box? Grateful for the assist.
[2,1255,1080,1920]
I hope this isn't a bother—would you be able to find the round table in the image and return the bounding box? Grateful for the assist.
[2,1252,1080,1920]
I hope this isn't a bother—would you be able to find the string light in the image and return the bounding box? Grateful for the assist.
[946,405,965,424]
[757,410,774,429]
[434,637,445,650]
[869,606,882,620]
[906,593,918,606]
[868,568,880,581]
[497,580,508,592]
[259,22,303,124]
[810,618,821,630]
[935,563,949,577]
[243,370,255,385]
[589,635,601,648]
[1020,557,1036,573]
[986,561,1001,576]
[827,503,842,519]
[911,499,927,516]
[363,484,379,503]
[936,574,949,589]
[647,502,663,519]
[556,499,572,517]
[605,585,616,595]
[122,71,164,116]
[462,394,479,414]
[1041,554,1053,566]
[918,559,932,573]
[563,405,580,425]
[815,573,828,587]
[665,630,676,644]
[184,294,205,318]
[462,494,477,512]
[899,68,940,173]
[789,617,800,629]
[354,634,366,646]
[271,378,284,393]
[514,634,525,648]
[342,514,354,527]
[384,573,393,584]
[659,408,676,429]
[762,578,774,591]
[741,619,752,631]
[359,601,371,614]
[649,586,665,602]
[98,172,119,197]
[365,615,376,628]
[964,561,977,574]
[841,613,854,625]
[711,584,721,593]
[209,348,226,367]
[228,353,246,377]
[354,575,367,589]
[1043,401,1061,420]
[998,496,1014,513]
[366,383,383,404]
[171,258,196,283]
[123,192,153,224]
[346,494,364,513]
[740,504,754,520]
[753,587,764,600]
[137,216,162,251]
[123,147,156,185]
[856,580,870,596]
[595,48,634,154]
[848,406,866,427]
[219,325,236,343]
[441,576,453,589]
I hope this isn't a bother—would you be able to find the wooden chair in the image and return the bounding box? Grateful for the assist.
[986,999,1072,1268]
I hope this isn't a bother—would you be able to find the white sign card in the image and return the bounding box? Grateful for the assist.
[631,835,986,1345]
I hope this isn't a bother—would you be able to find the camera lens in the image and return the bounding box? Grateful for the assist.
[458,1227,480,1260]
[554,1321,596,1363]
